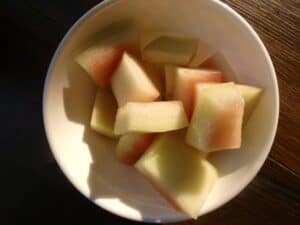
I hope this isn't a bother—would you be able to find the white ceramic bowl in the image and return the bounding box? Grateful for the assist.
[43,0,279,223]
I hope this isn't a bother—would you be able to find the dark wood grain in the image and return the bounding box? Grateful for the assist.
[0,0,299,225]
[222,0,300,175]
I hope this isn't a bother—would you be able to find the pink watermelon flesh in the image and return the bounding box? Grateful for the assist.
[76,20,138,87]
[200,53,237,82]
[116,133,155,164]
[168,66,223,118]
[186,83,244,152]
[78,45,125,87]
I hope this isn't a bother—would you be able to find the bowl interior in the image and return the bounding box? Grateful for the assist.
[43,0,279,222]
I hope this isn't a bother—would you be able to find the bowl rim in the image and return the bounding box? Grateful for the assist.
[43,0,280,223]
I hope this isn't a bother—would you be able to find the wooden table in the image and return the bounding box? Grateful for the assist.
[1,1,299,225]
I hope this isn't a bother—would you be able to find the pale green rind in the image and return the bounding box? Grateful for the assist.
[143,36,198,65]
[236,84,263,124]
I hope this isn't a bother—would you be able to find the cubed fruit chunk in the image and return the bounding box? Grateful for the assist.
[191,83,263,126]
[200,52,237,82]
[90,88,118,138]
[135,132,218,219]
[190,83,218,114]
[165,65,223,117]
[186,83,244,152]
[111,52,160,106]
[114,101,189,135]
[142,36,198,66]
[116,133,155,164]
[236,84,263,124]
[75,20,138,87]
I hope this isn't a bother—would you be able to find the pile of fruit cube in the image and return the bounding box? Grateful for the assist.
[76,20,262,219]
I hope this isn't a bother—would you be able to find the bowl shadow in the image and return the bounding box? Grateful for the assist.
[63,60,175,222]
[62,58,252,221]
